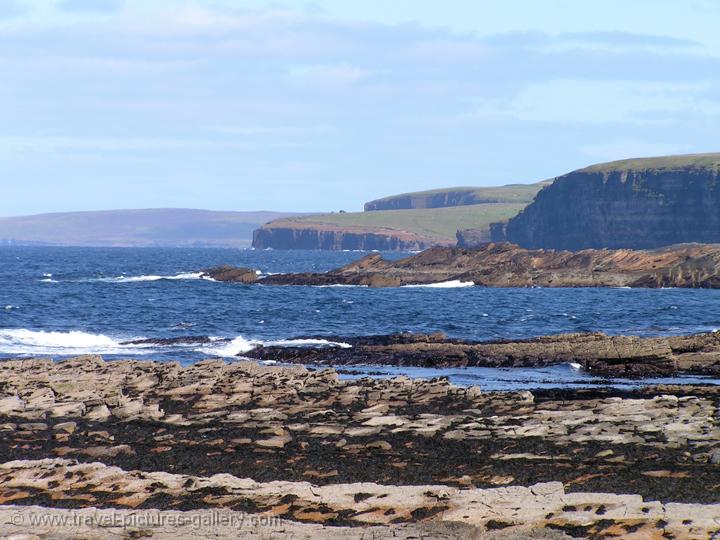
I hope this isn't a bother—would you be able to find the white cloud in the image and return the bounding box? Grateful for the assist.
[0,135,302,155]
[0,0,26,19]
[286,64,368,89]
[474,80,720,124]
[57,0,125,14]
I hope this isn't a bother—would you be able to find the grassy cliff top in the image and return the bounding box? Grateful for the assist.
[263,203,527,241]
[366,181,549,206]
[579,152,720,173]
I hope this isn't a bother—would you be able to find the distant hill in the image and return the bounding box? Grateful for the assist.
[494,152,720,250]
[0,209,304,248]
[364,182,549,211]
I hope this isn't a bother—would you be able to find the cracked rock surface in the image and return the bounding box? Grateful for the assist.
[0,356,719,538]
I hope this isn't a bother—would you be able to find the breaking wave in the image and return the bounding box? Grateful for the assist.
[89,272,209,283]
[0,329,156,356]
[402,280,475,288]
[0,329,351,359]
[199,336,352,357]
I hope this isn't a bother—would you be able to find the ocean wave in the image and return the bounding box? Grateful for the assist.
[0,329,157,356]
[265,338,352,349]
[199,336,352,357]
[88,272,211,283]
[198,336,255,357]
[402,280,475,289]
[311,284,368,288]
[40,278,59,283]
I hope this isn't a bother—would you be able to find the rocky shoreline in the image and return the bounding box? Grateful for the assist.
[0,355,719,538]
[204,242,720,288]
[241,331,720,378]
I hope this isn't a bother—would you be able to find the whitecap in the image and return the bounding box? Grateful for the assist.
[402,280,475,288]
[311,284,368,288]
[88,272,212,283]
[198,336,256,357]
[198,336,352,357]
[0,328,156,356]
[265,338,352,349]
[40,278,59,283]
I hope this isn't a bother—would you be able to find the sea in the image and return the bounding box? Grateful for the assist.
[1,246,719,390]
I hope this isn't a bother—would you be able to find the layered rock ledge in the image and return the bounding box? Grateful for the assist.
[0,356,720,537]
[205,242,720,288]
[243,331,720,377]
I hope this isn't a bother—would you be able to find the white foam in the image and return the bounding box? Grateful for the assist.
[91,272,209,283]
[311,284,368,288]
[402,280,475,288]
[40,278,58,283]
[265,338,352,349]
[198,336,256,357]
[198,336,352,357]
[0,329,156,356]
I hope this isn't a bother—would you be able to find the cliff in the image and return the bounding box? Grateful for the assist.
[206,241,720,288]
[252,203,524,251]
[252,223,447,251]
[497,153,720,250]
[456,226,492,247]
[364,182,547,211]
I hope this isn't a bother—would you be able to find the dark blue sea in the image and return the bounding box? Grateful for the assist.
[1,246,718,389]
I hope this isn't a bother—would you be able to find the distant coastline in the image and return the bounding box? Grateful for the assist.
[0,208,305,248]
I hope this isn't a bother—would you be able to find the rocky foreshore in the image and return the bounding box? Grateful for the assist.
[0,355,720,538]
[204,242,720,288]
[242,331,720,378]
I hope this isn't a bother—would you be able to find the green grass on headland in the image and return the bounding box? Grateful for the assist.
[266,203,527,241]
[366,182,549,207]
[580,153,720,173]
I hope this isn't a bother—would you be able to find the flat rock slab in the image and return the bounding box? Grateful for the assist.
[0,356,719,537]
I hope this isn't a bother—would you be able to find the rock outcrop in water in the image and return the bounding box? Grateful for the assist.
[495,153,720,249]
[206,242,720,288]
[2,355,720,538]
[202,265,259,283]
[252,224,443,251]
[244,331,720,377]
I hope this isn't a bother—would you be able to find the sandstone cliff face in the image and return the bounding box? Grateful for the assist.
[365,189,490,211]
[364,183,546,211]
[252,225,443,251]
[455,227,491,247]
[500,159,720,249]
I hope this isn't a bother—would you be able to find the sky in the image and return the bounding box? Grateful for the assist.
[1,0,719,215]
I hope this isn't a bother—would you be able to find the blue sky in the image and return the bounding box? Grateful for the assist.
[1,0,719,215]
